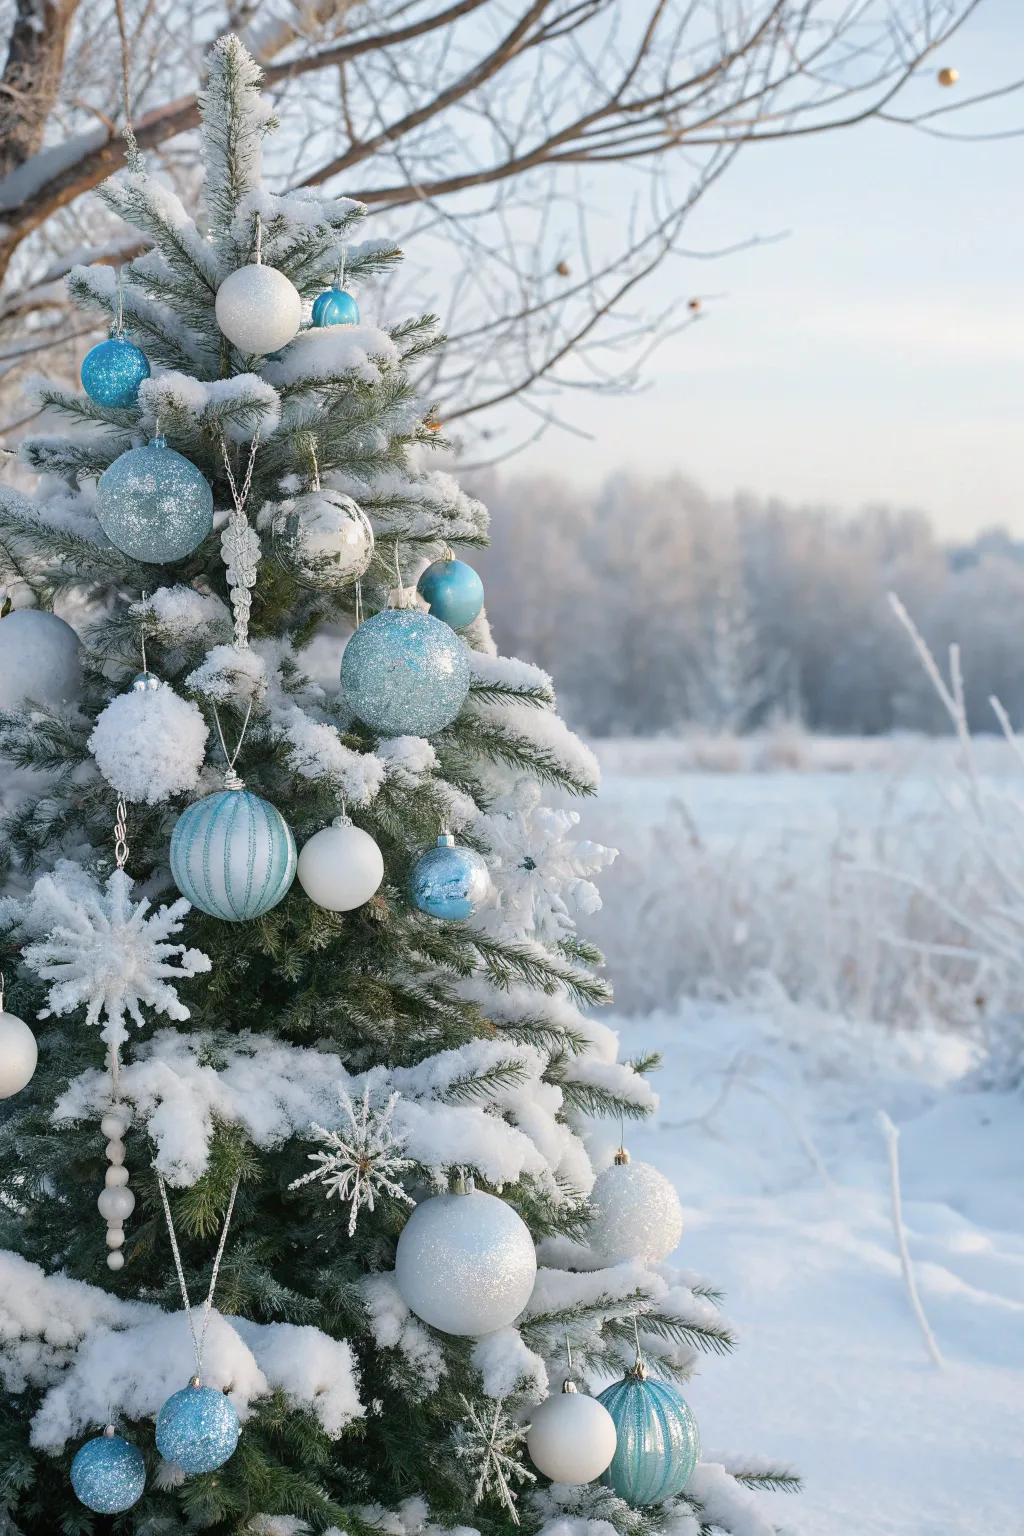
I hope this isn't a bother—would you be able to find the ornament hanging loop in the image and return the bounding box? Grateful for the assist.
[156,1168,241,1382]
[212,698,254,791]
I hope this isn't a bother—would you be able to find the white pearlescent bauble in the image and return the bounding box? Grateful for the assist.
[589,1155,683,1264]
[215,263,302,354]
[104,1165,130,1188]
[395,1184,537,1336]
[526,1388,618,1484]
[106,1138,126,1164]
[106,1228,125,1249]
[0,609,82,713]
[0,1011,37,1098]
[97,1186,135,1222]
[106,1250,125,1271]
[100,1110,130,1138]
[297,820,384,912]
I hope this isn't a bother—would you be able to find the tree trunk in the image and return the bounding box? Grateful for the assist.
[0,0,80,182]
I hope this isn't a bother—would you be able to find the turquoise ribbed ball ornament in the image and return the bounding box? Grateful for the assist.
[81,335,150,407]
[598,1362,700,1505]
[155,1381,240,1475]
[170,786,297,921]
[410,833,490,920]
[341,609,470,737]
[417,556,484,629]
[70,1428,146,1513]
[96,435,213,563]
[312,287,360,326]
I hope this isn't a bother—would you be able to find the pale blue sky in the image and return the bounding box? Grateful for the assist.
[504,0,1023,538]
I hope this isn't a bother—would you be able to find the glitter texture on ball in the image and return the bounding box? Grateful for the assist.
[215,264,302,354]
[81,336,150,408]
[312,287,360,326]
[598,1369,699,1504]
[96,437,213,564]
[170,788,297,921]
[394,1181,537,1336]
[410,834,490,920]
[156,1383,240,1475]
[71,1431,146,1513]
[341,609,470,737]
[589,1153,684,1265]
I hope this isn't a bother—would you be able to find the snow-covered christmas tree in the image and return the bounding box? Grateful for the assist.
[0,37,795,1536]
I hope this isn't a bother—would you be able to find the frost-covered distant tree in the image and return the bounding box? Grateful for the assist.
[0,36,796,1536]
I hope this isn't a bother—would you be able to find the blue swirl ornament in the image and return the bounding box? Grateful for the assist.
[597,1364,700,1505]
[96,435,213,563]
[170,787,297,922]
[156,1382,240,1475]
[71,1429,146,1513]
[341,609,470,737]
[312,287,360,326]
[81,335,150,408]
[417,557,484,630]
[410,833,490,920]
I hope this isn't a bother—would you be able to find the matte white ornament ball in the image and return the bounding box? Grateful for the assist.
[106,1250,125,1271]
[0,1011,37,1098]
[526,1384,618,1484]
[97,1186,135,1223]
[104,1165,130,1188]
[106,1228,125,1249]
[216,263,302,354]
[590,1151,683,1265]
[101,1109,130,1138]
[297,819,384,912]
[0,609,82,713]
[88,682,208,805]
[395,1178,537,1336]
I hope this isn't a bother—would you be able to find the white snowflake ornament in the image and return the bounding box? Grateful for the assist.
[7,862,211,1048]
[453,1394,535,1524]
[288,1085,414,1235]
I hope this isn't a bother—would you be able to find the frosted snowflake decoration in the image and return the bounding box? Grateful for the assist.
[479,779,617,941]
[4,861,211,1048]
[288,1085,414,1236]
[453,1394,535,1524]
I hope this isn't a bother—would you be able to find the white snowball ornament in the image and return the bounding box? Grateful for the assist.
[88,680,208,805]
[297,816,384,912]
[395,1175,537,1336]
[0,609,82,712]
[589,1148,683,1265]
[526,1382,618,1485]
[0,1006,37,1098]
[215,262,301,355]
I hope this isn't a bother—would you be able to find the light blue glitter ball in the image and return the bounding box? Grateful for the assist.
[170,788,297,921]
[96,436,213,564]
[312,287,360,326]
[156,1383,240,1476]
[341,609,470,737]
[410,833,490,920]
[416,558,484,630]
[71,1431,146,1513]
[81,335,150,408]
[597,1370,700,1505]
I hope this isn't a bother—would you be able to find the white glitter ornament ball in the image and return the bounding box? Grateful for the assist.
[590,1151,683,1265]
[526,1385,618,1484]
[0,609,82,712]
[395,1179,537,1336]
[297,819,384,911]
[272,489,374,590]
[215,263,302,354]
[0,1010,37,1098]
[88,682,209,805]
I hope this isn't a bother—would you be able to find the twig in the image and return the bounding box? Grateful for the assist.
[877,1110,943,1368]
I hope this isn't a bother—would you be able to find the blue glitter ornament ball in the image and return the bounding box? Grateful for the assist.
[156,1382,240,1475]
[410,833,490,920]
[170,787,297,921]
[341,609,470,737]
[96,436,213,563]
[71,1430,146,1513]
[312,287,360,326]
[81,335,150,408]
[598,1365,700,1505]
[417,557,484,630]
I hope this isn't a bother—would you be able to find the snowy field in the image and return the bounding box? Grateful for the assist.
[583,740,1024,1536]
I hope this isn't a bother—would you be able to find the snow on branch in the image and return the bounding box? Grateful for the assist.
[139,371,281,442]
[199,35,277,254]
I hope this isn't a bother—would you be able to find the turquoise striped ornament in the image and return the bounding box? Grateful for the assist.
[170,788,296,921]
[597,1367,700,1505]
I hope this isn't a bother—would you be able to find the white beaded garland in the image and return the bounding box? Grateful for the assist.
[98,1104,133,1268]
[589,1150,684,1265]
[215,263,302,355]
[98,1186,135,1223]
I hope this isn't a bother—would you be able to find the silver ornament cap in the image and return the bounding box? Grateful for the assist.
[131,670,162,692]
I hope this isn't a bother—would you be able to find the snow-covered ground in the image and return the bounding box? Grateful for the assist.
[586,746,1024,1536]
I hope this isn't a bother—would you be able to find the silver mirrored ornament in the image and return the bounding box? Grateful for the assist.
[271,489,374,590]
[410,833,490,920]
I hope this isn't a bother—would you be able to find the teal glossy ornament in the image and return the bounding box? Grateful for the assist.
[156,1380,240,1475]
[312,287,359,326]
[81,335,150,408]
[96,435,213,564]
[71,1426,146,1513]
[417,556,484,630]
[170,785,296,922]
[597,1361,700,1505]
[410,833,490,920]
[341,609,470,737]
